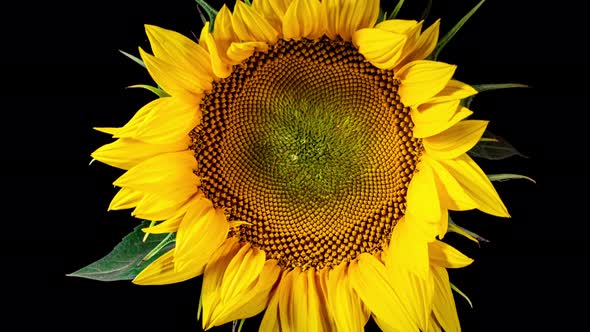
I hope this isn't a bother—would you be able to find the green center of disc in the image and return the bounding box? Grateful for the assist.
[259,97,364,200]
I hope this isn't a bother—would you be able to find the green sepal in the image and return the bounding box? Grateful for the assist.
[119,49,146,68]
[232,319,246,332]
[377,8,387,23]
[463,83,529,108]
[194,0,219,32]
[468,131,527,160]
[488,173,536,183]
[244,0,252,5]
[433,0,486,60]
[448,217,489,245]
[420,0,433,21]
[389,0,405,19]
[127,84,170,98]
[451,282,473,308]
[67,221,175,281]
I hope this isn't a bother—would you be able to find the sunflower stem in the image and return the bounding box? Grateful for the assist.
[433,0,486,60]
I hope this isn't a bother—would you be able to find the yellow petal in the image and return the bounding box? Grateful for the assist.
[132,192,190,221]
[349,253,418,331]
[259,273,283,332]
[91,136,190,170]
[214,5,239,42]
[219,243,266,302]
[202,25,233,78]
[405,162,443,239]
[113,151,198,197]
[412,104,473,138]
[226,41,268,63]
[232,1,279,43]
[405,19,440,63]
[428,240,474,268]
[108,187,143,210]
[113,98,163,138]
[439,154,510,217]
[428,79,477,104]
[141,194,208,234]
[201,238,243,329]
[327,262,370,332]
[397,60,456,107]
[133,249,196,285]
[325,0,379,40]
[352,28,407,69]
[144,24,214,81]
[422,155,476,211]
[282,0,325,40]
[375,19,420,35]
[386,247,434,331]
[210,260,282,327]
[424,120,488,159]
[252,0,292,33]
[139,48,205,102]
[175,206,228,272]
[133,97,202,144]
[431,266,461,332]
[93,127,119,136]
[386,217,429,280]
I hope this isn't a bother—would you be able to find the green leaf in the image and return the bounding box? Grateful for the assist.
[68,222,175,282]
[195,0,219,32]
[119,49,146,68]
[451,283,473,308]
[468,131,527,160]
[463,83,529,108]
[127,84,170,98]
[389,0,405,19]
[433,0,486,60]
[488,173,536,183]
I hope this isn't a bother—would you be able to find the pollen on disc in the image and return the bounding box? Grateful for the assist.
[190,37,423,270]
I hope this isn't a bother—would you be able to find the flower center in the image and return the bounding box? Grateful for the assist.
[191,37,423,269]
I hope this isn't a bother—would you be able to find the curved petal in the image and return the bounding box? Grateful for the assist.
[209,260,281,327]
[109,187,143,210]
[424,120,488,160]
[113,150,197,190]
[397,60,456,107]
[404,19,440,63]
[422,155,477,211]
[132,192,191,221]
[327,262,370,332]
[252,0,290,32]
[282,0,325,40]
[259,274,282,332]
[232,1,279,43]
[352,28,407,69]
[324,0,379,40]
[202,25,233,78]
[175,206,228,272]
[141,193,208,234]
[226,41,268,63]
[428,79,477,104]
[349,253,418,331]
[132,97,202,144]
[431,266,461,332]
[405,162,444,239]
[438,154,510,217]
[144,24,214,81]
[385,218,429,280]
[428,240,474,268]
[133,249,197,285]
[412,104,473,138]
[139,48,205,102]
[91,136,190,170]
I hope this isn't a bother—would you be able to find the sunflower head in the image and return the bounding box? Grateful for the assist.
[85,0,520,331]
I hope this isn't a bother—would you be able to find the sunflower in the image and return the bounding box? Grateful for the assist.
[91,0,510,330]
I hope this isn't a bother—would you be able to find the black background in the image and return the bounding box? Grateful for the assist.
[3,0,584,331]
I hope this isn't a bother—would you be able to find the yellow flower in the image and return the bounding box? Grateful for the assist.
[92,0,510,330]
